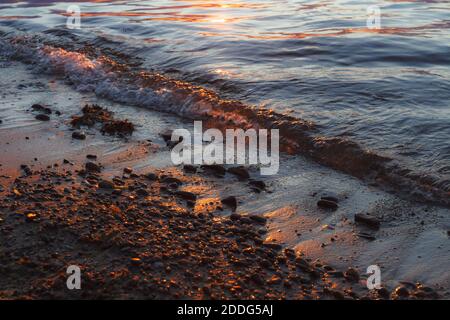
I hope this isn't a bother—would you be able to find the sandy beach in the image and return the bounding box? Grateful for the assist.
[0,59,448,300]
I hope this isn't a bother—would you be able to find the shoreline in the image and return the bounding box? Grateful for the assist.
[0,60,448,299]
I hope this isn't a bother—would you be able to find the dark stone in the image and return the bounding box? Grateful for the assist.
[86,154,97,160]
[249,215,267,224]
[263,243,282,250]
[183,165,197,173]
[160,130,173,142]
[35,114,50,121]
[136,188,149,197]
[230,213,241,221]
[344,267,360,282]
[175,191,197,201]
[72,131,86,140]
[317,199,338,210]
[145,173,158,181]
[123,167,133,174]
[201,164,226,176]
[98,180,114,189]
[32,104,52,114]
[85,162,101,173]
[228,166,250,179]
[221,196,237,211]
[249,180,266,190]
[377,287,390,299]
[329,271,345,278]
[355,213,380,230]
[20,164,32,176]
[393,286,410,298]
[162,177,182,186]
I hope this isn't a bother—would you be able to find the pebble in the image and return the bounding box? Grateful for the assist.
[344,267,360,282]
[35,114,50,121]
[249,215,267,224]
[31,104,52,114]
[175,190,196,201]
[222,196,237,211]
[249,180,266,190]
[393,285,410,298]
[86,154,97,160]
[85,162,101,173]
[145,173,158,181]
[98,180,114,190]
[183,165,197,173]
[72,131,86,140]
[228,166,250,179]
[201,164,226,176]
[123,167,133,174]
[355,213,380,230]
[317,199,338,210]
[136,188,149,197]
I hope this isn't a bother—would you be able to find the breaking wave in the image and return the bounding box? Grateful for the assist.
[1,29,448,207]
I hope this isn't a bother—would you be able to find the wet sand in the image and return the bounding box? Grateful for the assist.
[0,61,448,299]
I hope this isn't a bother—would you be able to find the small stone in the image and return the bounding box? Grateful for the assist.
[123,167,133,174]
[393,286,410,298]
[377,287,390,299]
[162,177,182,185]
[130,257,142,266]
[317,199,338,210]
[160,130,173,142]
[222,196,237,211]
[355,213,380,230]
[175,191,196,201]
[249,180,266,190]
[249,215,267,224]
[85,162,101,173]
[201,164,226,176]
[72,131,86,140]
[228,166,250,179]
[35,114,50,121]
[230,213,241,221]
[31,104,51,114]
[98,180,114,189]
[136,188,149,197]
[26,213,38,221]
[344,267,360,282]
[183,165,197,173]
[145,173,158,181]
[20,164,32,176]
[86,154,97,160]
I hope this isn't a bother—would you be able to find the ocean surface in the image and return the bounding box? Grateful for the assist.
[0,0,449,202]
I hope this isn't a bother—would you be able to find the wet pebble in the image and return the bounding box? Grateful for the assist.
[222,196,237,211]
[85,162,101,173]
[35,114,50,121]
[72,131,86,140]
[344,267,360,282]
[228,166,250,179]
[355,213,380,230]
[317,199,338,210]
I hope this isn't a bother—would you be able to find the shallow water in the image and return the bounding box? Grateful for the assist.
[1,0,449,197]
